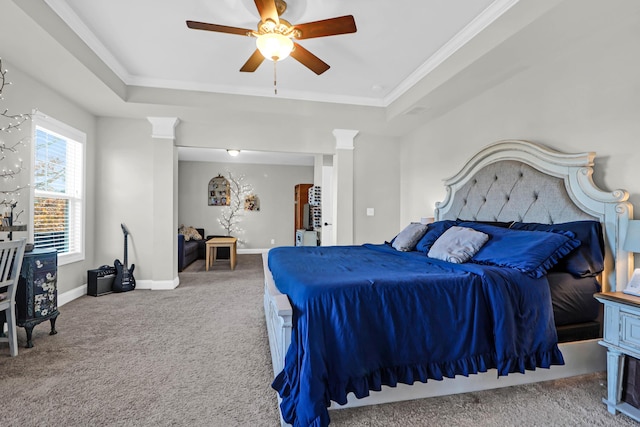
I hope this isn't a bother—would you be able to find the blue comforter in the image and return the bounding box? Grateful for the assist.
[269,244,564,427]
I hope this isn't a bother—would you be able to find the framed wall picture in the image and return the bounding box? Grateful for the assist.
[244,194,260,211]
[208,175,230,206]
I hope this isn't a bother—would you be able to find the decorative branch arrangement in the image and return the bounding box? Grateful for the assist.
[218,172,254,239]
[1,58,31,134]
[0,57,31,219]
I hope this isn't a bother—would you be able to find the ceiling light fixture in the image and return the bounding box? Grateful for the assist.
[252,18,298,95]
[227,149,240,157]
[256,32,294,62]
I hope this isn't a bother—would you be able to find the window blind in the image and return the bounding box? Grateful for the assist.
[32,118,85,261]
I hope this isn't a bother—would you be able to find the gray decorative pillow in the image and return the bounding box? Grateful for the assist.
[428,226,489,263]
[392,223,429,252]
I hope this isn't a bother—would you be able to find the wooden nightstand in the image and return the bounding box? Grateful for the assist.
[594,292,640,422]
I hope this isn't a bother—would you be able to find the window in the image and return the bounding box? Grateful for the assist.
[31,113,85,265]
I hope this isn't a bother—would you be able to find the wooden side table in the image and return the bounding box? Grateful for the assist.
[205,237,237,271]
[594,291,640,422]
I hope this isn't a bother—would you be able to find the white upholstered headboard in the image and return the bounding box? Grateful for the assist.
[435,140,633,292]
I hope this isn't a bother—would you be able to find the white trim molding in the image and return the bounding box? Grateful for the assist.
[58,284,87,307]
[384,0,522,106]
[135,277,180,291]
[333,129,359,150]
[57,276,181,306]
[147,117,180,140]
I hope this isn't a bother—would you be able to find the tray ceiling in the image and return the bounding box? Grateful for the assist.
[45,0,507,106]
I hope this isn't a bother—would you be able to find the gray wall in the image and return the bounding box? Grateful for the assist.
[353,133,402,244]
[94,117,179,287]
[90,114,401,284]
[399,0,640,228]
[1,60,97,294]
[178,161,314,248]
[94,117,156,280]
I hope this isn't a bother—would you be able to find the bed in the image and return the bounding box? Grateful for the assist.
[263,140,634,427]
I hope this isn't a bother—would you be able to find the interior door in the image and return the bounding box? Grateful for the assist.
[321,165,333,246]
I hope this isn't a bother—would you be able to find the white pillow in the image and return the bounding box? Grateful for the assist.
[428,226,489,263]
[392,223,429,252]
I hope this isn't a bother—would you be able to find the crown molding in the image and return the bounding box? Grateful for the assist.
[44,0,518,108]
[383,0,520,106]
[44,0,132,83]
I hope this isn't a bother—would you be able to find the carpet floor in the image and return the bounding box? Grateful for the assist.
[0,255,636,426]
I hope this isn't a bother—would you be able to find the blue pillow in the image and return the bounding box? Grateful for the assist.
[415,220,458,253]
[457,222,581,278]
[510,221,604,277]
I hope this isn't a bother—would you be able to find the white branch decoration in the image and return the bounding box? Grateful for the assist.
[0,58,32,133]
[217,172,254,240]
[0,57,32,217]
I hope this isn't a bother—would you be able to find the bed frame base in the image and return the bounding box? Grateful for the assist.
[329,339,605,410]
[264,252,606,422]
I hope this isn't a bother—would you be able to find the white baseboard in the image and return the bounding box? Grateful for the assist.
[57,276,180,306]
[58,284,87,307]
[135,277,180,290]
[238,248,269,254]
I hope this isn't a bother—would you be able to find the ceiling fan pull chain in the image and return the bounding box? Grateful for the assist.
[273,61,278,95]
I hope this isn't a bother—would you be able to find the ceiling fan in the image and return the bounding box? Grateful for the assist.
[186,0,357,75]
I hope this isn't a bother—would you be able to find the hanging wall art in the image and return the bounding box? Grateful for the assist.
[208,174,230,206]
[244,194,260,211]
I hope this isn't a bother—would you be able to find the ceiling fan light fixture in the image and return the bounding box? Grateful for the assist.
[256,33,293,61]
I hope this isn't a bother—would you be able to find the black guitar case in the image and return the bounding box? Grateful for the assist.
[113,223,136,293]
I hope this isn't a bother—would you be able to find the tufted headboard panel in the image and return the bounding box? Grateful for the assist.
[440,160,596,224]
[435,140,633,292]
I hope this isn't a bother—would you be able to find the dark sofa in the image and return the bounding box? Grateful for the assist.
[178,229,231,272]
[178,227,205,272]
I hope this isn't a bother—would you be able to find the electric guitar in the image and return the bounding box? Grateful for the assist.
[113,223,136,292]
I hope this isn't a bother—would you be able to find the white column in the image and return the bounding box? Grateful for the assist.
[332,129,358,246]
[148,117,180,289]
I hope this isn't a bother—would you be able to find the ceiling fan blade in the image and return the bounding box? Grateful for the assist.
[293,15,357,39]
[254,0,279,24]
[186,20,252,37]
[240,50,266,72]
[290,42,330,75]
